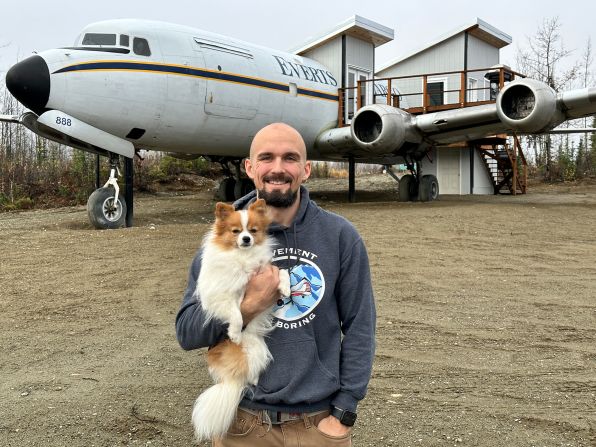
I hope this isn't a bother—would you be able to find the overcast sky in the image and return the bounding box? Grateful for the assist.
[1,0,595,82]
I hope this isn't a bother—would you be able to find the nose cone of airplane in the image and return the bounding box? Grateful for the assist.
[5,55,50,116]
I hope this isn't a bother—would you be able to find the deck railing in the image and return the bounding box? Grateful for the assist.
[338,66,524,127]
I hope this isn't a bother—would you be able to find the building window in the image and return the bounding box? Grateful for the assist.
[427,81,444,106]
[468,78,478,102]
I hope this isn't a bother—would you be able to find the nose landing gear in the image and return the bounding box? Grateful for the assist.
[87,155,130,229]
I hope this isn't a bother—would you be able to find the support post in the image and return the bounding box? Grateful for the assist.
[387,79,392,106]
[422,75,428,113]
[460,71,466,106]
[95,154,100,189]
[124,156,134,228]
[348,156,356,203]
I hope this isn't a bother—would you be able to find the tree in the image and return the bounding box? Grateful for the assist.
[516,17,579,181]
[580,38,594,177]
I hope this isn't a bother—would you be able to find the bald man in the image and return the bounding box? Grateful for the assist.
[176,123,376,447]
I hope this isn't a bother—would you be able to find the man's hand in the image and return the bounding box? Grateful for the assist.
[241,264,281,324]
[317,415,351,437]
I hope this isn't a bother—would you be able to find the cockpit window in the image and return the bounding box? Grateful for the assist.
[120,35,130,47]
[133,37,151,56]
[82,33,117,46]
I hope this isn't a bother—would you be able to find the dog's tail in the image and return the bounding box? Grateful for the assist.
[191,380,245,441]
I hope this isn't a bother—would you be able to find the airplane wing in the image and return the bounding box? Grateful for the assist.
[316,79,596,161]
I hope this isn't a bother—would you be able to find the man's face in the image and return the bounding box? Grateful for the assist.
[245,125,311,208]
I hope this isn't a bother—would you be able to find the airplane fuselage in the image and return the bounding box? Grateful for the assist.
[40,19,340,159]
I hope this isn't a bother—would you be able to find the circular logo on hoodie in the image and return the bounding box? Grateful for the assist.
[272,257,325,321]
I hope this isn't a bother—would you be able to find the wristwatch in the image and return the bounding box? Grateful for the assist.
[330,406,357,426]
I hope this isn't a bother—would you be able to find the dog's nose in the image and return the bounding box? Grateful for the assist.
[242,236,251,244]
[5,55,50,116]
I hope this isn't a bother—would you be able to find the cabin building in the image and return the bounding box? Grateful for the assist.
[293,17,519,196]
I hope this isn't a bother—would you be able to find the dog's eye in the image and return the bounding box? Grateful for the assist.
[249,228,258,234]
[232,229,241,234]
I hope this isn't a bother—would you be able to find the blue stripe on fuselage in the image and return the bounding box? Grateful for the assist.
[52,61,338,101]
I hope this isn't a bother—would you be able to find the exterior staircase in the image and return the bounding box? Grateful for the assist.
[476,135,527,195]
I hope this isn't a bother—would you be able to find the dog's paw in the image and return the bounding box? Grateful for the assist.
[278,269,291,298]
[228,329,243,345]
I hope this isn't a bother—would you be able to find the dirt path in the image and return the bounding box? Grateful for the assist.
[1,176,595,446]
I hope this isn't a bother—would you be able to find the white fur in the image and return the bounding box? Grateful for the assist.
[191,217,291,440]
[191,380,245,441]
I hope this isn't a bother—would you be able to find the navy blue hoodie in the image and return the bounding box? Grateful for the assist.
[176,186,376,413]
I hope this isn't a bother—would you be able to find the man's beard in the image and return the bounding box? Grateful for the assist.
[258,186,298,208]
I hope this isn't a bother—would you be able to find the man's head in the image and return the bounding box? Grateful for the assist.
[245,123,311,208]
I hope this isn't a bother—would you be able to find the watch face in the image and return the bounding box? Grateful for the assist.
[341,410,357,426]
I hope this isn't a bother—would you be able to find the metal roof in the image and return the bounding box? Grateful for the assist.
[376,18,512,74]
[291,15,394,55]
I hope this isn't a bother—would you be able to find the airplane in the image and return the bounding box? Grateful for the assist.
[2,18,596,229]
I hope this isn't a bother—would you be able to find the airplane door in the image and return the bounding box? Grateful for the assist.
[346,67,371,124]
[196,38,259,119]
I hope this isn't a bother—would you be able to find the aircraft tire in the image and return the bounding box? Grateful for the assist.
[398,174,413,202]
[217,178,236,202]
[87,187,127,230]
[234,178,255,200]
[419,174,439,202]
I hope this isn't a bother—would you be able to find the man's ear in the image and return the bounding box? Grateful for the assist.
[245,158,255,180]
[303,160,312,182]
[215,202,235,220]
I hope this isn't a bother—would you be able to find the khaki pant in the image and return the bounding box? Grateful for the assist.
[212,408,352,447]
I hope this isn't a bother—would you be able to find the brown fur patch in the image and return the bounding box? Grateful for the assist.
[211,199,271,250]
[207,339,249,382]
[212,203,244,250]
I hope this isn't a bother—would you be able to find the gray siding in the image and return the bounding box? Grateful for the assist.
[467,36,500,69]
[345,35,374,73]
[302,36,342,87]
[377,34,464,78]
[376,35,464,108]
[473,150,494,194]
[465,36,500,102]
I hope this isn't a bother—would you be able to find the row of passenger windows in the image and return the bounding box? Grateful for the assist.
[81,33,151,56]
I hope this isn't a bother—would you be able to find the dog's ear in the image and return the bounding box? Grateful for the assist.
[215,202,235,220]
[249,198,267,215]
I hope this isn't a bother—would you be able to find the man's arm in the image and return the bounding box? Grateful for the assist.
[175,251,228,350]
[331,236,376,414]
[176,254,283,350]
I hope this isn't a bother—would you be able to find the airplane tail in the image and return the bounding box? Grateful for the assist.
[191,380,245,441]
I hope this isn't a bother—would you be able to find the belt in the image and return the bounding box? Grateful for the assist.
[239,407,327,425]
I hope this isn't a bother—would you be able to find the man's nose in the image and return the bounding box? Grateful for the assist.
[270,156,285,172]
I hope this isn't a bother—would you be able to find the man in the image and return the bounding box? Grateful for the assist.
[176,123,376,446]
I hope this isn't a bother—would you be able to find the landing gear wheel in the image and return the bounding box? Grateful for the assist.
[418,175,439,202]
[398,174,418,202]
[87,187,127,229]
[234,178,255,200]
[217,178,236,202]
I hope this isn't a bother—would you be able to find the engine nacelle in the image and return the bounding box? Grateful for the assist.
[350,104,420,155]
[496,79,565,133]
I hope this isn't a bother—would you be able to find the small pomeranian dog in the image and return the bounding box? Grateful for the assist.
[191,198,290,441]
